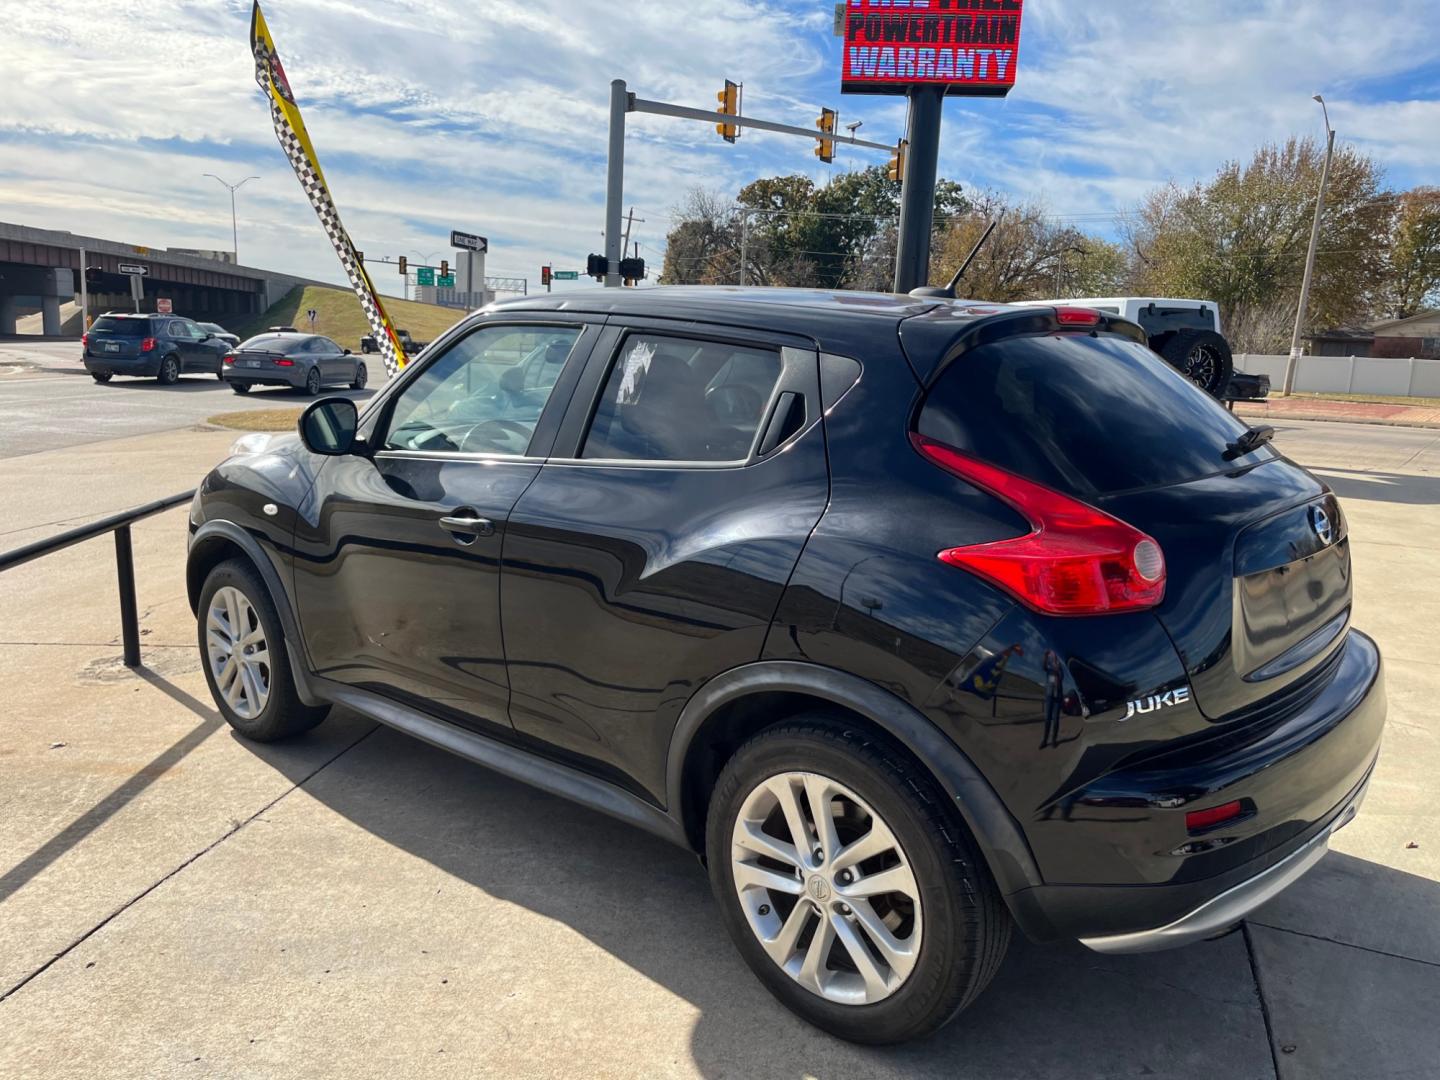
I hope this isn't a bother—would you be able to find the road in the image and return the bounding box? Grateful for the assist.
[0,372,1437,1077]
[0,342,376,459]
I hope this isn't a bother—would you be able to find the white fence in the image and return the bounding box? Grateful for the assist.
[1234,354,1440,398]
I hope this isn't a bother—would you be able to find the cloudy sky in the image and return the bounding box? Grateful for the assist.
[3,0,1438,295]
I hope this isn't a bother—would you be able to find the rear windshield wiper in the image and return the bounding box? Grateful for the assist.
[1223,424,1275,461]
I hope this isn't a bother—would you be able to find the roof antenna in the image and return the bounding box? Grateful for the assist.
[909,217,999,299]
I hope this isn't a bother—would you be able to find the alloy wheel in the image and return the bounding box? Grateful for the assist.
[205,586,271,720]
[730,770,922,1005]
[1183,343,1220,390]
[306,367,321,394]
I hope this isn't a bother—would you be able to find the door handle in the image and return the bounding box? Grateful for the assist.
[439,513,495,537]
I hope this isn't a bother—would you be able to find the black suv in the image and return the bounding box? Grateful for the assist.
[186,288,1384,1044]
[83,313,230,384]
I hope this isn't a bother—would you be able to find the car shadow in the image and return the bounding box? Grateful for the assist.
[273,723,1439,1077]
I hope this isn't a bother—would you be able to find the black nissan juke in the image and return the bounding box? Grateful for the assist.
[186,288,1384,1044]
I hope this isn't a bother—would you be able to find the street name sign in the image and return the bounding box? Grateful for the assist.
[552,270,579,280]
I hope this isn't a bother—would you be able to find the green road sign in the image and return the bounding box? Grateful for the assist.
[552,270,579,280]
[437,273,455,288]
[416,267,435,286]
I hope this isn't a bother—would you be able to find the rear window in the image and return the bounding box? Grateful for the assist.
[237,334,306,351]
[917,332,1270,497]
[91,317,153,337]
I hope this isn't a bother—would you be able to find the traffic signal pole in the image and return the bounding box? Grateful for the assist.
[601,78,898,287]
[893,87,944,295]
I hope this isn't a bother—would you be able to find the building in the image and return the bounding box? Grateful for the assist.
[1306,309,1440,359]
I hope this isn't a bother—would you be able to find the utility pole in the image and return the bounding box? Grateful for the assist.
[893,87,944,294]
[739,208,750,286]
[203,174,260,263]
[78,245,88,332]
[621,207,645,261]
[1283,95,1336,397]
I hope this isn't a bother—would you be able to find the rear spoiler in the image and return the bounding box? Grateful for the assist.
[899,306,1149,387]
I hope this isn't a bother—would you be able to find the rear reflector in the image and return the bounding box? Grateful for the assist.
[913,434,1167,616]
[1186,800,1244,832]
[1055,306,1102,327]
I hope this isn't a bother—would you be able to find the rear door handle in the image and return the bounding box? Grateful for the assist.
[439,513,495,537]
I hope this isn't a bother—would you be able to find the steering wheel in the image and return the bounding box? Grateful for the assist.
[458,419,534,455]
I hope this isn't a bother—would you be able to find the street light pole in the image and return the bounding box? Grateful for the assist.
[203,174,260,264]
[1282,95,1335,396]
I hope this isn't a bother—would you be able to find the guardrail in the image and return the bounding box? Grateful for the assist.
[0,490,196,669]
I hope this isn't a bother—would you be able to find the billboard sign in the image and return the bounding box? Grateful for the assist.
[841,0,1023,97]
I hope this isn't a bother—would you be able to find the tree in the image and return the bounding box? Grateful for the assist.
[1383,187,1440,320]
[1125,137,1389,351]
[658,189,738,285]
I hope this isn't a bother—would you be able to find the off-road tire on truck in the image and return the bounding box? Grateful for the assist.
[1157,329,1233,397]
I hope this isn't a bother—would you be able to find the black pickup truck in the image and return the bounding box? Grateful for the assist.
[359,327,426,355]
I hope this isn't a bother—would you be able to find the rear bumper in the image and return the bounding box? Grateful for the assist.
[223,368,305,388]
[84,354,160,376]
[1078,766,1371,953]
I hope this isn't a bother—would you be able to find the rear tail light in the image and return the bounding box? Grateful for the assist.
[1186,800,1245,833]
[913,434,1167,616]
[222,354,235,365]
[274,357,294,367]
[81,332,89,348]
[1055,306,1102,327]
[140,336,157,352]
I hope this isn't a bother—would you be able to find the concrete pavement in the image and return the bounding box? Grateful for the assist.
[0,419,1437,1078]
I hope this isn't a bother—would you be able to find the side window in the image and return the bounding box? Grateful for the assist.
[166,321,186,339]
[382,325,582,457]
[305,338,327,353]
[581,334,782,463]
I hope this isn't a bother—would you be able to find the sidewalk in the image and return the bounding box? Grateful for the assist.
[1237,396,1440,428]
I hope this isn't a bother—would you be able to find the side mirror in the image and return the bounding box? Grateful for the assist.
[298,397,358,456]
[343,348,352,355]
[200,332,213,341]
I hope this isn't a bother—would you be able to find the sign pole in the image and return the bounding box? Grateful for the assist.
[892,86,944,295]
[604,79,627,288]
[78,246,88,332]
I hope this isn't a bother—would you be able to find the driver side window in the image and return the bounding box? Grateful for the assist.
[381,325,582,456]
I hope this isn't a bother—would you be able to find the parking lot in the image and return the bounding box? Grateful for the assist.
[0,380,1437,1077]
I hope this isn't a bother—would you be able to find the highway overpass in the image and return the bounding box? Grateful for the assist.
[0,221,328,336]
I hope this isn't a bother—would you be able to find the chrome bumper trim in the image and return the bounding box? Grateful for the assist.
[1079,775,1370,956]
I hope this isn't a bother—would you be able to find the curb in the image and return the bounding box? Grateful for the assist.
[1234,404,1440,431]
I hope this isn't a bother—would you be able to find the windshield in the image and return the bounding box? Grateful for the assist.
[918,332,1274,498]
[91,317,152,337]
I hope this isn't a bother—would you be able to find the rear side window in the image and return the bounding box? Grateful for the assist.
[582,334,781,462]
[917,333,1267,497]
[91,317,151,337]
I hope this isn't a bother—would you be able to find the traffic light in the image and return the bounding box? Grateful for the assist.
[815,108,837,163]
[618,256,645,286]
[84,266,102,287]
[887,139,908,184]
[440,259,449,278]
[715,79,739,143]
[586,253,608,280]
[398,255,407,275]
[541,265,552,287]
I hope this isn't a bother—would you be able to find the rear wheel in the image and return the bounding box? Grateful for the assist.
[706,716,1011,1044]
[197,559,328,742]
[230,382,251,395]
[91,372,112,384]
[1158,329,1233,398]
[157,355,180,385]
[304,367,322,395]
[350,362,367,390]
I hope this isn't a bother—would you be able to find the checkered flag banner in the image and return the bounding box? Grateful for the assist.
[250,1,406,377]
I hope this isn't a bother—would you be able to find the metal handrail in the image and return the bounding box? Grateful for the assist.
[0,490,197,668]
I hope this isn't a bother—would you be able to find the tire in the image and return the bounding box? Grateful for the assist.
[230,382,251,395]
[350,362,367,390]
[304,366,322,395]
[705,715,1011,1044]
[1158,329,1233,398]
[216,370,226,381]
[91,372,112,384]
[197,559,329,742]
[157,354,181,385]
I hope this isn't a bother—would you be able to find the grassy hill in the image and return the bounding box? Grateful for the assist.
[229,285,466,353]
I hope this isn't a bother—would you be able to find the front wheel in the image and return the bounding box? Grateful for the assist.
[350,362,367,390]
[157,355,180,385]
[197,559,329,742]
[706,716,1010,1044]
[304,366,322,395]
